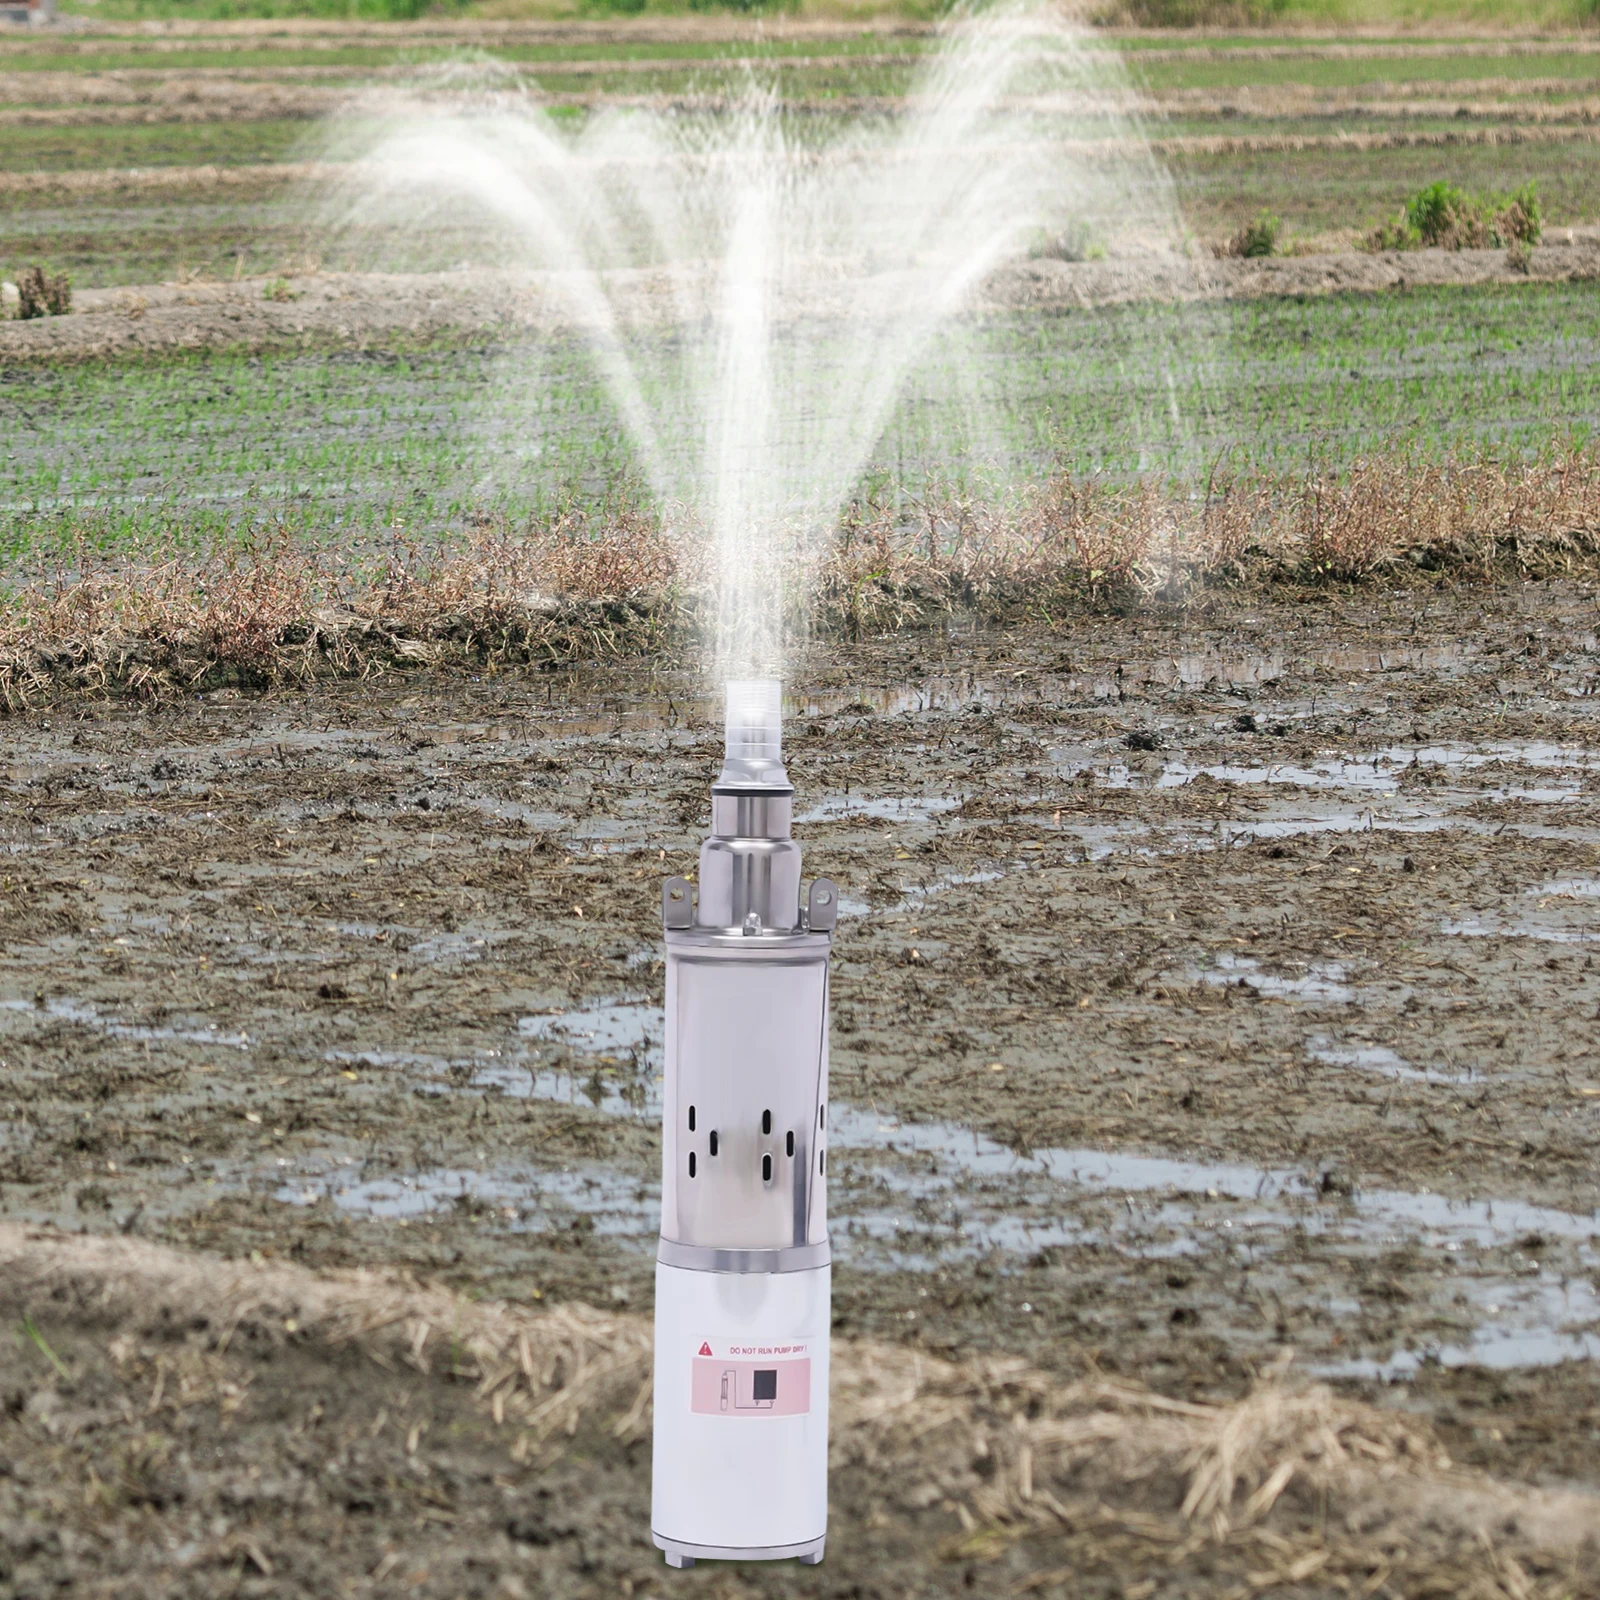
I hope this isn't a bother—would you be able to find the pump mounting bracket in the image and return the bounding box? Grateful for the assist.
[662,876,696,929]
[805,878,838,933]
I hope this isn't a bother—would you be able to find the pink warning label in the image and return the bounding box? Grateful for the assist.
[690,1343,811,1418]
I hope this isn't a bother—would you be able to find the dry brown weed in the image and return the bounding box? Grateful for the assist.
[4,449,1599,708]
[2,1221,1594,1595]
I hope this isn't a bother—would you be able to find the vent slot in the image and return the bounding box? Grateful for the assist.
[688,1105,696,1133]
[786,1130,795,1158]
[819,1149,826,1175]
[819,1103,826,1128]
[762,1153,773,1183]
[688,1152,697,1179]
[761,1109,772,1136]
[709,1130,719,1157]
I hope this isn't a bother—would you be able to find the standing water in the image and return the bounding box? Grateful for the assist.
[334,2,1201,681]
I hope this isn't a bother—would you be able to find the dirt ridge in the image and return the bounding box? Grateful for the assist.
[3,1219,1594,1594]
[5,241,1599,365]
[12,81,1600,130]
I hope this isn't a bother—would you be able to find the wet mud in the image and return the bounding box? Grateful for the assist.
[2,580,1599,1593]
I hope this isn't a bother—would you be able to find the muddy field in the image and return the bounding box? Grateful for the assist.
[6,11,1600,1594]
[2,580,1597,1595]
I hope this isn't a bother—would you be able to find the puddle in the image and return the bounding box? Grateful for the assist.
[338,922,500,953]
[795,795,962,824]
[467,999,666,1113]
[1443,916,1600,946]
[1145,740,1600,801]
[1154,758,1399,795]
[490,995,1600,1244]
[1307,644,1474,676]
[451,795,574,833]
[1306,1036,1475,1086]
[0,995,251,1050]
[793,680,1007,720]
[276,1161,655,1240]
[1034,734,1600,874]
[519,1001,661,1059]
[1036,643,1473,698]
[1482,787,1583,805]
[1319,1275,1600,1379]
[831,1104,1599,1241]
[1408,740,1600,772]
[879,868,1009,918]
[1194,954,1355,1004]
[1531,878,1600,899]
[829,1105,1600,1377]
[428,993,1600,1376]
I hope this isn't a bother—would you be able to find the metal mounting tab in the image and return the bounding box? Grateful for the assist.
[662,877,695,929]
[805,878,838,933]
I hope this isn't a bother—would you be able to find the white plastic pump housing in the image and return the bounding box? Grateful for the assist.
[651,680,836,1570]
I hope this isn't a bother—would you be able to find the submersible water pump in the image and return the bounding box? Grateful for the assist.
[651,679,837,1570]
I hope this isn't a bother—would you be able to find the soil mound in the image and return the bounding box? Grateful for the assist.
[2,1222,1593,1597]
[5,237,1599,364]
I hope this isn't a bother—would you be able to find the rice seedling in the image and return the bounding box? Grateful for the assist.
[7,280,1600,561]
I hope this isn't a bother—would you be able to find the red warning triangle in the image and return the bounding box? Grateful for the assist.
[697,1342,713,1356]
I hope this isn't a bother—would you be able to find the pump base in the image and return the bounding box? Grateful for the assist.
[656,1535,824,1568]
[651,1260,830,1557]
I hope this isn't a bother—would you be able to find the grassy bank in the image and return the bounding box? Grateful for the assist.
[4,445,1598,705]
[6,281,1600,553]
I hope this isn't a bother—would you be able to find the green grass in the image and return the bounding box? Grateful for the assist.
[44,0,1600,27]
[953,280,1600,476]
[14,132,1580,297]
[54,0,1600,22]
[63,0,941,18]
[78,0,466,16]
[5,15,1599,562]
[1102,0,1600,28]
[0,343,638,556]
[0,120,319,176]
[0,45,501,71]
[6,38,1596,84]
[5,68,1599,288]
[5,280,1598,558]
[1171,138,1600,236]
[0,33,931,73]
[1132,51,1600,92]
[0,189,317,288]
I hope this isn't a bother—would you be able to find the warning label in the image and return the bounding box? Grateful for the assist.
[690,1341,811,1418]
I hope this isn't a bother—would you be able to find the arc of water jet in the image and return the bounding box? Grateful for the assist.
[327,0,1211,687]
[359,117,673,510]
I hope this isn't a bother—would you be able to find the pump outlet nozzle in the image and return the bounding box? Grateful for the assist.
[720,679,787,788]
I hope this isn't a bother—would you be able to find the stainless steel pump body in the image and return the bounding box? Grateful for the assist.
[659,783,836,1274]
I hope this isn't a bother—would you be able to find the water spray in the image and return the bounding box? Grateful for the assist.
[652,679,837,1569]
